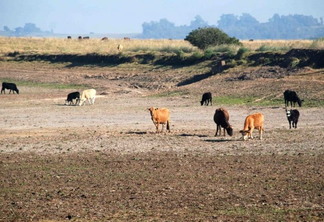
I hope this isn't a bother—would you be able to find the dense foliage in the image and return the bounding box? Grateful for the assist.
[184,27,241,49]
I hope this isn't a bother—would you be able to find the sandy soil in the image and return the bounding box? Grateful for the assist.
[0,64,323,221]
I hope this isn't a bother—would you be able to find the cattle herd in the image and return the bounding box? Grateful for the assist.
[1,81,303,140]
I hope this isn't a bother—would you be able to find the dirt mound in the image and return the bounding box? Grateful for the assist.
[226,66,303,81]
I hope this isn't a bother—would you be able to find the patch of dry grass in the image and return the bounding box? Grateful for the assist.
[241,39,323,51]
[1,37,323,57]
[0,37,197,55]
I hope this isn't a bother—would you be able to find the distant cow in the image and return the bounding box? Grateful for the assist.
[1,82,19,94]
[239,113,264,140]
[101,37,108,41]
[67,36,72,39]
[65,91,80,105]
[284,90,303,107]
[200,92,212,106]
[83,36,90,39]
[79,89,96,106]
[78,36,82,40]
[123,37,130,40]
[148,107,170,133]
[286,109,300,129]
[214,108,233,136]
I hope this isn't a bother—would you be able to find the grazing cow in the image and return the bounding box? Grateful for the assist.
[286,109,300,129]
[79,89,96,106]
[83,36,90,39]
[101,37,108,41]
[117,44,123,51]
[1,82,19,94]
[284,90,303,107]
[123,37,130,40]
[67,36,72,39]
[200,92,212,106]
[78,36,82,40]
[239,113,264,140]
[214,108,233,136]
[65,91,80,105]
[148,107,171,133]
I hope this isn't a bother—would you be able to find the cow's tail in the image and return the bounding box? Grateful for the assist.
[166,120,170,132]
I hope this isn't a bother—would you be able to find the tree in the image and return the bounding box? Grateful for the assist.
[190,15,209,29]
[3,26,11,32]
[185,27,241,49]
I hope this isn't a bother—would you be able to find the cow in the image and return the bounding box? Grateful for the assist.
[213,108,233,136]
[123,37,130,40]
[200,92,212,106]
[239,113,264,140]
[78,36,82,40]
[101,37,108,41]
[117,44,123,51]
[79,89,96,106]
[67,36,72,39]
[284,90,303,107]
[83,36,90,39]
[1,82,19,94]
[148,107,170,133]
[286,109,300,129]
[65,91,80,105]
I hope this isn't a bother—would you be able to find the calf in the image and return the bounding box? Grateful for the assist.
[148,107,170,133]
[79,89,96,106]
[213,108,233,136]
[286,109,300,129]
[284,90,303,107]
[65,91,80,105]
[1,82,19,94]
[200,92,212,106]
[239,113,264,140]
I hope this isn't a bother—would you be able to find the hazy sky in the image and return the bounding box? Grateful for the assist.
[1,0,323,34]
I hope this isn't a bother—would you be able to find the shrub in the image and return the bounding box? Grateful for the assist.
[236,47,250,59]
[185,27,241,50]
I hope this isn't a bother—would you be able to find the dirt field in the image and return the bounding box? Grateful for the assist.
[0,63,323,221]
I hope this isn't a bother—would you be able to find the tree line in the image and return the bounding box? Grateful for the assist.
[1,13,324,40]
[139,14,324,40]
[1,23,52,37]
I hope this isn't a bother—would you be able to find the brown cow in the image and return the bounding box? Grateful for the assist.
[239,113,264,140]
[148,107,170,133]
[214,108,233,136]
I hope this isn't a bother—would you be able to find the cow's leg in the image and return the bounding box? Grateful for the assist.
[259,128,263,140]
[155,122,159,133]
[215,125,219,136]
[249,127,254,139]
[289,120,292,129]
[223,127,226,136]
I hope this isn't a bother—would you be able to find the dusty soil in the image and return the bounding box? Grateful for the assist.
[0,62,323,221]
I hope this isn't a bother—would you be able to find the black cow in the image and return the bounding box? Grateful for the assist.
[286,109,300,129]
[284,90,303,107]
[200,92,212,106]
[65,91,80,105]
[1,82,19,94]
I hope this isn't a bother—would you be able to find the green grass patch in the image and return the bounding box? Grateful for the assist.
[214,96,283,106]
[0,78,87,89]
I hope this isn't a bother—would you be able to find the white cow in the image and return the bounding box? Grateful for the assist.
[79,89,96,106]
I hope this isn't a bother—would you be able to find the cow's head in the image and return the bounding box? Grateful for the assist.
[226,126,234,136]
[239,130,249,140]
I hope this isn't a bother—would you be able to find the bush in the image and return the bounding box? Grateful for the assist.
[185,27,241,50]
